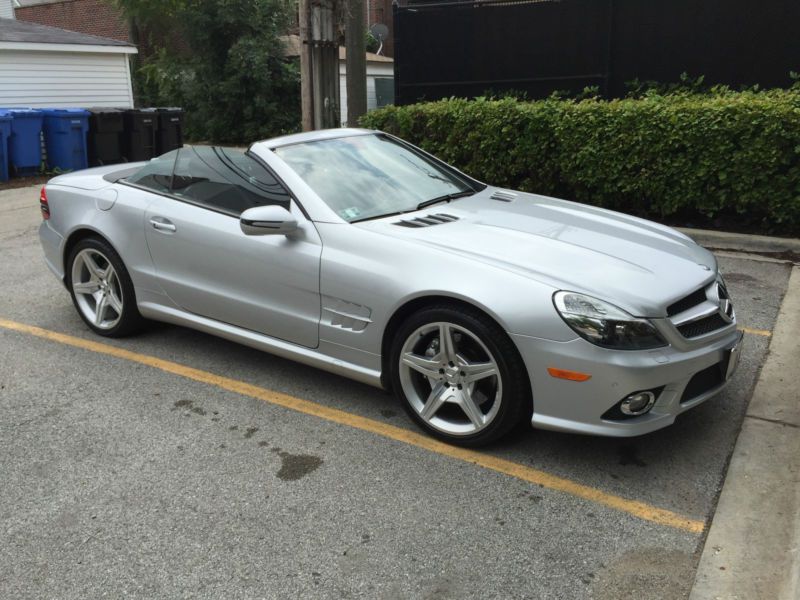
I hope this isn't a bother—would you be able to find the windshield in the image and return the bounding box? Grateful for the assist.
[273,134,476,222]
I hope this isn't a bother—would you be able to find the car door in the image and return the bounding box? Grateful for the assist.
[141,146,322,348]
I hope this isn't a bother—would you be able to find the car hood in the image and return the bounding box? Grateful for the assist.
[356,189,716,317]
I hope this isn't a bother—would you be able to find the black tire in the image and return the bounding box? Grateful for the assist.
[65,236,145,337]
[389,303,532,447]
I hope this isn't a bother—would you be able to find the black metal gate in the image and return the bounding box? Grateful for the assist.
[393,0,800,103]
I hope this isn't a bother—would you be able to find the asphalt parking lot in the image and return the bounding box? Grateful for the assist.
[0,186,794,599]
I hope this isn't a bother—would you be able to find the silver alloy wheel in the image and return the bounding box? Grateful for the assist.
[71,248,124,330]
[398,321,502,436]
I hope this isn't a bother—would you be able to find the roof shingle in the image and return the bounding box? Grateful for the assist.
[0,17,134,47]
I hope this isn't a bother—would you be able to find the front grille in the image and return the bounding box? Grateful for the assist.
[668,281,734,340]
[677,313,729,338]
[667,287,707,317]
[680,362,724,403]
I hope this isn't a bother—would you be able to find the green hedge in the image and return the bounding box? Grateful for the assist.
[360,92,800,234]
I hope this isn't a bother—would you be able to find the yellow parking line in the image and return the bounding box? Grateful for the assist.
[0,317,705,534]
[739,326,772,337]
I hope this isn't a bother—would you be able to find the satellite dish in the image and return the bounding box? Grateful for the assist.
[370,23,389,40]
[369,23,389,55]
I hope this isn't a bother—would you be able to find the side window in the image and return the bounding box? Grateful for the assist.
[170,146,291,216]
[125,150,178,193]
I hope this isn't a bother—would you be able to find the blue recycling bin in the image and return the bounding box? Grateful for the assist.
[5,108,43,176]
[42,108,90,172]
[0,110,11,182]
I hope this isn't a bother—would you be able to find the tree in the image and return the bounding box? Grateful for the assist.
[116,0,300,143]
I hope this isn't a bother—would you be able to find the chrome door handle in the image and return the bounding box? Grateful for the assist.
[150,218,176,233]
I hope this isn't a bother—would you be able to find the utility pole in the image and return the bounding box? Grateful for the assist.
[299,0,340,130]
[299,0,313,131]
[345,0,367,126]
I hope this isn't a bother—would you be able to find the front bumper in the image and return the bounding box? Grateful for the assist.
[512,327,743,437]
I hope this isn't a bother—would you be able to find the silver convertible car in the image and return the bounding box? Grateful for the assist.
[38,128,742,446]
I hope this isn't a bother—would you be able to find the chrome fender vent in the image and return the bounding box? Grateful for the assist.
[394,213,459,228]
[322,296,372,332]
[490,190,517,202]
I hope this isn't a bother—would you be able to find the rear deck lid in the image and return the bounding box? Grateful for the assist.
[47,162,146,190]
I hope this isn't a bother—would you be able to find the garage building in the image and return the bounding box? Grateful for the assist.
[0,17,137,108]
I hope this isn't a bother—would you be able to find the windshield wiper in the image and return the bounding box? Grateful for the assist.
[351,190,476,224]
[416,190,475,211]
[351,210,408,224]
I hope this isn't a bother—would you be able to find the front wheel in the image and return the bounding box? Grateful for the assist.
[390,305,531,447]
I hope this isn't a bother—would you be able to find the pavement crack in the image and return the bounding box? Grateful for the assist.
[745,414,800,429]
[7,406,65,429]
[77,529,102,549]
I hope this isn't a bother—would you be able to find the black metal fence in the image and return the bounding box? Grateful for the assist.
[393,0,800,103]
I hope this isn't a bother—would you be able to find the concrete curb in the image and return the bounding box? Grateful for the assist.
[678,227,800,256]
[689,266,800,600]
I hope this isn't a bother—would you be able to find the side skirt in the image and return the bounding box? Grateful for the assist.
[137,302,384,389]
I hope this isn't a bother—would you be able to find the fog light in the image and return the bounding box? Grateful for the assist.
[620,391,656,416]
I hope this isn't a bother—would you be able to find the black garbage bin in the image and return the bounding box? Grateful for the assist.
[123,108,159,161]
[87,108,125,166]
[156,107,184,154]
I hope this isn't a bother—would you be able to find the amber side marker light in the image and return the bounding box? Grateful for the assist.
[547,367,592,382]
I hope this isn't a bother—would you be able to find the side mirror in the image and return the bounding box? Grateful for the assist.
[240,205,298,236]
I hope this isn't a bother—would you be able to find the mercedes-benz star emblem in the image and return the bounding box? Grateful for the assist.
[710,282,734,324]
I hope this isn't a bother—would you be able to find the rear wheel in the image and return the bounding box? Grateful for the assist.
[66,237,144,337]
[390,305,531,446]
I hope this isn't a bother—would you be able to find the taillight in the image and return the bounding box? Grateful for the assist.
[40,186,50,220]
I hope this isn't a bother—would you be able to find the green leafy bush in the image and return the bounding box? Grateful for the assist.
[119,0,299,144]
[361,91,800,234]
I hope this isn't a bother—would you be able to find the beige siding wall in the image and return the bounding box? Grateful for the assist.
[0,49,134,107]
[0,0,14,19]
[339,60,394,127]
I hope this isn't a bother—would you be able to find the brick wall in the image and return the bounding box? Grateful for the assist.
[15,0,131,43]
[16,0,394,57]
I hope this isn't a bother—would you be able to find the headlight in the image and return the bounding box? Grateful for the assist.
[553,291,667,350]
